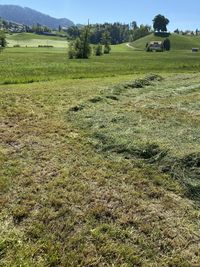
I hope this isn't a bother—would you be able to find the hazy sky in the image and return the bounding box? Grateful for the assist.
[0,0,199,30]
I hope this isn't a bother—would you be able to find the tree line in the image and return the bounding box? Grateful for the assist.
[66,22,152,45]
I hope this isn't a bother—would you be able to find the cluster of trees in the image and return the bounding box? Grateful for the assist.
[67,15,172,59]
[30,24,51,34]
[66,22,152,45]
[66,14,173,46]
[68,26,91,59]
[153,14,169,32]
[68,25,111,59]
[129,23,152,42]
[90,23,130,44]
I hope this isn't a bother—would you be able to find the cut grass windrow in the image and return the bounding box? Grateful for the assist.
[68,74,200,203]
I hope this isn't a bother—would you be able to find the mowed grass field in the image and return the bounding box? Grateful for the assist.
[0,34,200,266]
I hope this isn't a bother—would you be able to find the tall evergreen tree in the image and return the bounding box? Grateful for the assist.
[81,24,91,58]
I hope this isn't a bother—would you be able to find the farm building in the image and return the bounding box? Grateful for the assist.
[146,41,164,52]
[192,48,199,52]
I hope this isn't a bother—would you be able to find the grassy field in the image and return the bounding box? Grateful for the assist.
[6,33,68,48]
[1,44,200,84]
[0,36,200,266]
[131,33,200,51]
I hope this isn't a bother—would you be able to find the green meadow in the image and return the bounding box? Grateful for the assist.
[1,45,200,84]
[0,33,200,266]
[6,33,68,47]
[131,32,200,50]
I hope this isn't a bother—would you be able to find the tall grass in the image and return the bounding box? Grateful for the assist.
[1,46,200,84]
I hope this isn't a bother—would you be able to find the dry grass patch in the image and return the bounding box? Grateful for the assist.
[0,75,200,266]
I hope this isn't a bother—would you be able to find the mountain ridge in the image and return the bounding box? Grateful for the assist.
[0,4,74,29]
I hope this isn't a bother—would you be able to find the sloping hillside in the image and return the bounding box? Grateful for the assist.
[131,33,200,50]
[0,5,74,29]
[6,33,68,47]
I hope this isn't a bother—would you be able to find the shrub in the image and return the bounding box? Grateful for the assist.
[95,44,103,56]
[68,42,76,59]
[163,38,171,51]
[104,44,111,54]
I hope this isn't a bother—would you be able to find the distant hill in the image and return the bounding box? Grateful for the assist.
[6,33,68,48]
[0,5,74,29]
[131,33,200,50]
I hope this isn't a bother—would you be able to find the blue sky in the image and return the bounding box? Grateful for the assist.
[0,0,199,31]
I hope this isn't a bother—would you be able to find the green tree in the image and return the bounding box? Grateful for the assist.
[131,21,138,30]
[0,31,6,53]
[94,43,103,56]
[67,26,81,40]
[68,41,76,59]
[43,26,51,32]
[163,38,171,51]
[102,31,111,54]
[129,24,151,42]
[174,28,180,34]
[153,14,169,32]
[68,25,91,59]
[81,25,91,58]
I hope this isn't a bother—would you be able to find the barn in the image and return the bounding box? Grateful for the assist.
[146,41,164,52]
